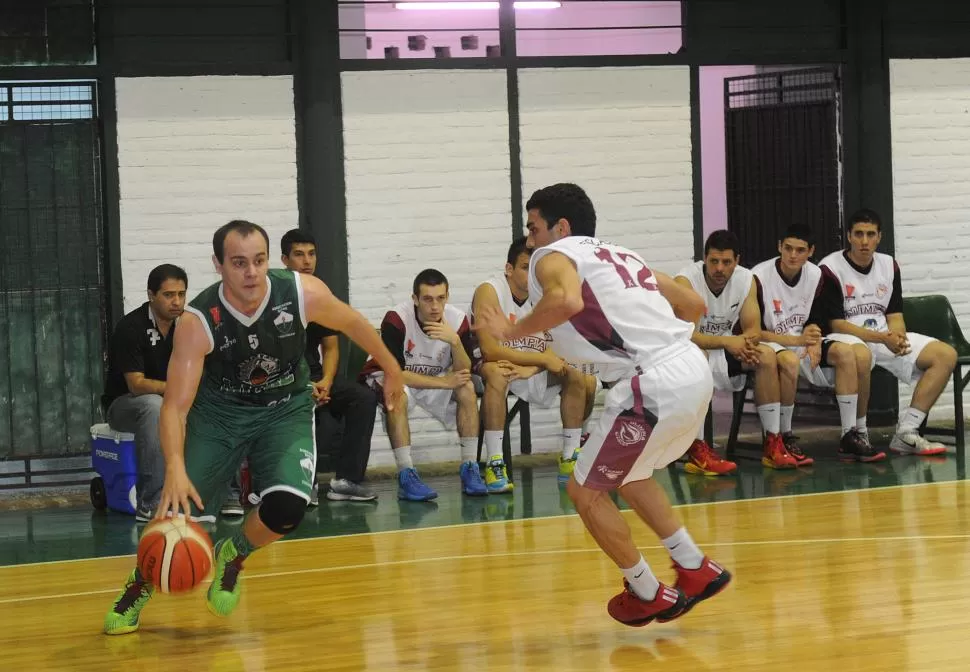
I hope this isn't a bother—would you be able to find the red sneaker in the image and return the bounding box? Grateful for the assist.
[673,557,732,615]
[782,433,814,467]
[684,440,738,476]
[607,581,688,627]
[761,432,798,469]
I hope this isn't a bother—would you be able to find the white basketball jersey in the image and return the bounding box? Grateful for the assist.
[819,251,895,332]
[676,260,752,336]
[481,276,548,354]
[391,300,466,377]
[751,258,822,336]
[528,236,693,382]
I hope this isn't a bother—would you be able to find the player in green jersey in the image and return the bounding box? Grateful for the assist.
[104,220,403,635]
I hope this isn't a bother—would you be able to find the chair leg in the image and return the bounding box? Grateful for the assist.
[726,378,749,460]
[955,366,965,458]
[704,403,714,447]
[476,397,486,464]
[503,400,521,484]
[519,403,532,455]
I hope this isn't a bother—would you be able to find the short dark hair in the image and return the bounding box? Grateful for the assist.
[280,229,316,257]
[506,235,532,266]
[704,229,741,257]
[147,264,187,293]
[412,268,449,297]
[779,224,816,248]
[847,208,882,233]
[212,220,270,263]
[525,183,597,237]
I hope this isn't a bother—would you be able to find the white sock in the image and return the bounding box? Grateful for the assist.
[394,445,413,471]
[780,405,794,434]
[459,437,478,463]
[562,427,582,460]
[757,403,781,435]
[483,430,503,463]
[898,407,927,434]
[856,416,868,434]
[836,394,858,437]
[621,556,660,601]
[662,527,704,570]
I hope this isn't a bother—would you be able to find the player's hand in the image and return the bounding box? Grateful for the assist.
[382,369,405,412]
[883,331,910,356]
[725,335,761,367]
[498,361,538,381]
[155,464,203,520]
[542,350,567,375]
[423,320,459,347]
[311,378,332,406]
[470,303,515,342]
[802,324,822,347]
[801,342,822,369]
[443,369,472,389]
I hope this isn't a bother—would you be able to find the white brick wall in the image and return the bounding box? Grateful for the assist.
[115,76,298,313]
[518,67,695,446]
[518,67,694,275]
[341,70,515,466]
[890,59,970,421]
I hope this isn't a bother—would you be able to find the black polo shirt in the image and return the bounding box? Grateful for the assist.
[103,302,175,407]
[305,322,338,382]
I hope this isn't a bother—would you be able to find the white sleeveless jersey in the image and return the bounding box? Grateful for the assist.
[390,300,467,377]
[676,260,752,336]
[480,276,548,354]
[528,236,693,381]
[751,258,822,336]
[819,251,895,332]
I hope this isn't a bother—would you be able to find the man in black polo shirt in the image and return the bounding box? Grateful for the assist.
[102,264,187,520]
[281,229,378,502]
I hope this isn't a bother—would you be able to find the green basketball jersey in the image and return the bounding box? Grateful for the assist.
[186,268,311,406]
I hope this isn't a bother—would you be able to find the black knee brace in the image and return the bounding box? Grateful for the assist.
[257,491,307,534]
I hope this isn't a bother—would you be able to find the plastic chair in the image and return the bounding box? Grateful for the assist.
[902,295,970,455]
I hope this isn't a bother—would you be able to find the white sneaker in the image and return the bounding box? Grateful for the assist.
[889,431,947,456]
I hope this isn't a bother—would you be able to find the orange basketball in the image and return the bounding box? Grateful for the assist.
[137,517,213,594]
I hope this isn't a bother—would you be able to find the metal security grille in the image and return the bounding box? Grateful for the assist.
[724,67,843,266]
[0,81,107,467]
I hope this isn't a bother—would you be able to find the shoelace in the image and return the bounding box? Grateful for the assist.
[694,442,721,464]
[220,556,245,592]
[114,580,150,614]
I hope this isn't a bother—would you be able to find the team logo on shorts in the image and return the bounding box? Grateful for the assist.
[614,420,647,447]
[596,464,624,481]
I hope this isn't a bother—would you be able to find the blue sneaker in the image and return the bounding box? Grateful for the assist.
[460,461,488,496]
[398,468,438,501]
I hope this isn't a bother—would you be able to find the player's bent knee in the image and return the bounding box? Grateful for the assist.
[937,342,958,370]
[828,343,852,367]
[455,380,477,402]
[480,362,509,390]
[756,345,777,369]
[853,343,872,368]
[258,491,308,535]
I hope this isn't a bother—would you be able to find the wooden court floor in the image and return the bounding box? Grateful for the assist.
[3,481,970,671]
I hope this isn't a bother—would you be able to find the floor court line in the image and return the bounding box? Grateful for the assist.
[2,476,964,571]
[3,529,969,607]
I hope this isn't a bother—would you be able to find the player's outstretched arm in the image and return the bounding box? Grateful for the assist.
[471,282,555,370]
[155,311,208,519]
[658,271,705,324]
[301,274,404,409]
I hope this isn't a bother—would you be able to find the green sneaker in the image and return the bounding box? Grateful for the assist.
[206,538,245,617]
[104,568,154,635]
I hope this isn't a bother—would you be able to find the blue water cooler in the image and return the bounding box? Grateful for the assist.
[89,423,138,515]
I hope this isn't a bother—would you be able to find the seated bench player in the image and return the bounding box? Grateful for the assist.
[820,209,956,456]
[751,224,885,463]
[361,269,487,501]
[675,230,804,472]
[472,236,599,491]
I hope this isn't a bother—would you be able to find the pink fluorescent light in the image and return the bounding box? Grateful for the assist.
[395,2,562,9]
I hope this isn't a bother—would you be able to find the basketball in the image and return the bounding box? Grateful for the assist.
[136,517,214,594]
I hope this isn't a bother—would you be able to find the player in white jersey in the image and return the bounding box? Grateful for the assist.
[472,237,599,492]
[752,224,885,463]
[675,230,803,471]
[820,209,955,456]
[361,269,487,501]
[474,184,731,628]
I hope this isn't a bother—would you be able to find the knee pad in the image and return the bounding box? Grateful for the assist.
[257,491,307,534]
